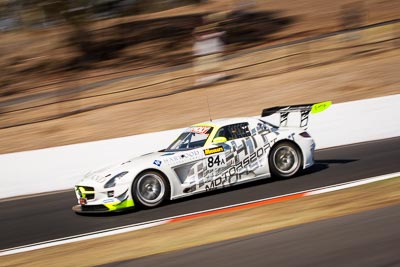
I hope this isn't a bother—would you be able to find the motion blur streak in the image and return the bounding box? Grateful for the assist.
[1,171,399,256]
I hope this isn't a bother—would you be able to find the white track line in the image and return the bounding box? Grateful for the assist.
[0,221,169,256]
[1,171,399,257]
[306,172,400,196]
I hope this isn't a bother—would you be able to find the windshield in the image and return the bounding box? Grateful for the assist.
[166,126,213,151]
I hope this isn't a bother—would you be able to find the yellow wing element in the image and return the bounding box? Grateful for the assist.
[311,101,332,114]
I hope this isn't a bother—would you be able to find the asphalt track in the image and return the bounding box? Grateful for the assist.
[104,204,400,267]
[1,137,400,250]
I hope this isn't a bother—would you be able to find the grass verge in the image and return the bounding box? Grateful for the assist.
[2,177,400,267]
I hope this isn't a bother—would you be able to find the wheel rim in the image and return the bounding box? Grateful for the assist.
[136,174,165,205]
[272,146,299,174]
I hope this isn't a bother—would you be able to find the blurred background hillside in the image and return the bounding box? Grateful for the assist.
[0,0,399,153]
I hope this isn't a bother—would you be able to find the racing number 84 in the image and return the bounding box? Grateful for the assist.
[207,155,226,168]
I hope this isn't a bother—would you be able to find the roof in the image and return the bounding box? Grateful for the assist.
[192,117,257,128]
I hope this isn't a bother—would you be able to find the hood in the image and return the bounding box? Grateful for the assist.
[77,151,166,186]
[77,149,203,186]
[78,156,139,186]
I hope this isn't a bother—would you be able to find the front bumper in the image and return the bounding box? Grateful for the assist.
[73,204,110,213]
[73,184,135,213]
[72,200,135,214]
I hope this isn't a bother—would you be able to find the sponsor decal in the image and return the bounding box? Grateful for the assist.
[311,101,332,114]
[103,199,115,204]
[190,126,211,134]
[153,160,162,167]
[164,150,202,165]
[181,135,279,193]
[205,143,273,191]
[204,146,224,155]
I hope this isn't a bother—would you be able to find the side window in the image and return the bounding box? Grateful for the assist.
[216,123,251,141]
[256,122,270,133]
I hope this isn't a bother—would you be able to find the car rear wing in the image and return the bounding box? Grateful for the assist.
[261,101,332,128]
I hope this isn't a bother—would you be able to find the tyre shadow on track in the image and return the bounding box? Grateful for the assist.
[295,159,358,180]
[297,159,357,177]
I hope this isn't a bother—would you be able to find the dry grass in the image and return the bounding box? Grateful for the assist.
[1,0,399,98]
[0,30,398,154]
[2,177,400,267]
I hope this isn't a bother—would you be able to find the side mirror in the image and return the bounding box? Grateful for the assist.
[212,137,227,144]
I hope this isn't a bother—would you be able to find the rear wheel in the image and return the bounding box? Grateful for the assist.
[132,171,170,208]
[269,142,302,178]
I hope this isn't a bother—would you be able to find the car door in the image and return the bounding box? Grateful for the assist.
[201,122,263,191]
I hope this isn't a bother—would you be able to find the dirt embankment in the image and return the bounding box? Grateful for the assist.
[1,26,399,154]
[1,0,399,98]
[0,0,399,154]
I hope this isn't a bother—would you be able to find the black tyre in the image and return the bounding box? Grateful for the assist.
[269,141,302,178]
[132,171,170,208]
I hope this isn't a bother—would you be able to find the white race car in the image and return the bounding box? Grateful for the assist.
[73,102,331,213]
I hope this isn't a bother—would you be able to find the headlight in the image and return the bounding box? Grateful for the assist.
[104,171,128,188]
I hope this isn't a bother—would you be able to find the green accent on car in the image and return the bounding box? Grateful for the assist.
[311,101,332,114]
[77,186,95,198]
[212,136,227,144]
[103,199,134,211]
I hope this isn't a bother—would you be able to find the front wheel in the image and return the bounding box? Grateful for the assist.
[269,142,302,178]
[132,171,170,208]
